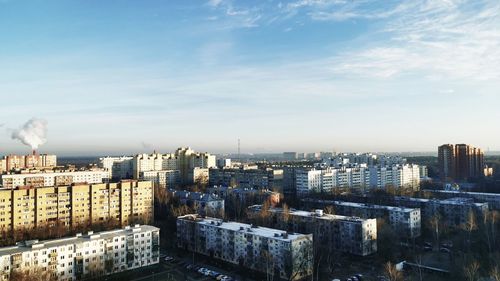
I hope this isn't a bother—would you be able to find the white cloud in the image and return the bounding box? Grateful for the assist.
[207,0,224,8]
[327,0,500,81]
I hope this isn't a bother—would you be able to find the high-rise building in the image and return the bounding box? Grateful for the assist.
[177,215,313,281]
[438,144,485,182]
[0,181,153,233]
[0,225,159,281]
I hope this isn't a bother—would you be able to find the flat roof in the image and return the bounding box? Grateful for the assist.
[0,225,159,257]
[301,199,417,212]
[178,215,309,241]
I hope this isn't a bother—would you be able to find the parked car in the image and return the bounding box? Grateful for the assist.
[424,246,432,251]
[355,274,363,280]
[440,247,451,253]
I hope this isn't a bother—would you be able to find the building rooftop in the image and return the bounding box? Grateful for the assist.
[178,215,310,241]
[301,199,417,213]
[0,225,159,257]
[248,205,373,223]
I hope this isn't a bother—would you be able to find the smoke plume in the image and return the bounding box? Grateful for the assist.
[11,118,48,150]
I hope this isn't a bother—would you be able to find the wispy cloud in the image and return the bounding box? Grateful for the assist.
[314,0,500,81]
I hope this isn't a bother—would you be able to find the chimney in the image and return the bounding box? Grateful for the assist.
[32,150,37,156]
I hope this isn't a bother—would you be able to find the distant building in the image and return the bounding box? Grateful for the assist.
[216,158,231,168]
[0,169,110,189]
[293,164,420,196]
[283,152,298,161]
[207,186,281,207]
[1,154,57,172]
[0,225,159,281]
[100,147,216,186]
[177,215,313,281]
[394,196,488,227]
[438,144,485,182]
[209,167,283,190]
[248,206,377,256]
[169,190,224,217]
[301,199,421,239]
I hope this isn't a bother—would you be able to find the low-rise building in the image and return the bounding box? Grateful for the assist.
[301,199,421,238]
[248,206,377,256]
[177,215,313,281]
[0,225,159,281]
[169,190,224,217]
[423,189,500,210]
[394,196,488,227]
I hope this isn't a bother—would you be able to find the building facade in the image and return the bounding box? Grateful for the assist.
[169,190,224,217]
[0,225,159,281]
[394,196,488,227]
[177,215,313,281]
[248,206,377,256]
[209,167,283,190]
[300,199,421,239]
[0,181,153,232]
[1,154,57,172]
[0,169,110,189]
[438,144,485,182]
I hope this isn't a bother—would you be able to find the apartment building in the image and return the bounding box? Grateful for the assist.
[209,167,283,190]
[100,147,216,186]
[99,156,134,180]
[0,170,109,189]
[368,165,420,190]
[0,225,159,281]
[139,170,180,189]
[0,181,153,232]
[208,186,281,207]
[1,154,57,172]
[177,215,313,281]
[423,189,500,210]
[248,206,377,256]
[394,196,488,227]
[301,199,421,239]
[438,144,485,182]
[169,190,224,217]
[294,164,420,196]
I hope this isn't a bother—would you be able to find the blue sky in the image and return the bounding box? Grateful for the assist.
[1,0,499,155]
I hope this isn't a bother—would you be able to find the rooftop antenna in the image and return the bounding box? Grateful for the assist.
[238,138,241,161]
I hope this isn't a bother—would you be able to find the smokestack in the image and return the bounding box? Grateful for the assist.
[32,150,37,156]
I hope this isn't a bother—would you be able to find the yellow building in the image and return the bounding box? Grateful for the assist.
[0,180,153,233]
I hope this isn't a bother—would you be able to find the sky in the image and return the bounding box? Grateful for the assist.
[1,0,499,156]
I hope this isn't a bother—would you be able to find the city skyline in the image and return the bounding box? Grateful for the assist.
[1,0,500,154]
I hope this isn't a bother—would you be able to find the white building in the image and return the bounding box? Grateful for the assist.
[0,225,159,281]
[248,206,377,256]
[394,197,489,227]
[139,170,180,189]
[177,215,313,281]
[99,156,134,180]
[301,199,421,239]
[369,164,420,190]
[0,170,110,189]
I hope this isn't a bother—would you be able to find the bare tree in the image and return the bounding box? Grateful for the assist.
[429,214,441,249]
[463,210,477,252]
[463,260,480,281]
[10,267,58,281]
[490,266,500,281]
[384,262,403,281]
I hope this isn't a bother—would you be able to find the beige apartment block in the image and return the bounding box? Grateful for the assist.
[0,181,153,233]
